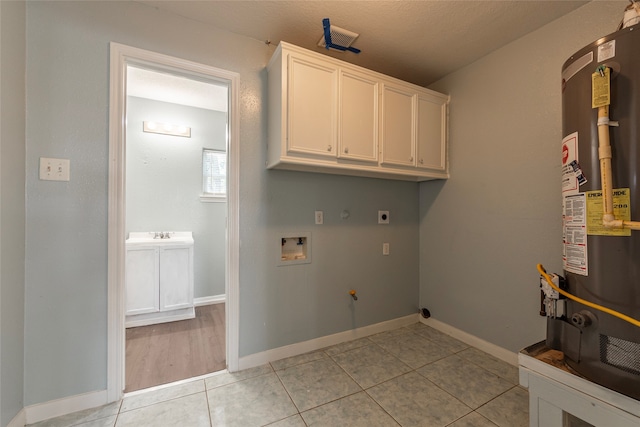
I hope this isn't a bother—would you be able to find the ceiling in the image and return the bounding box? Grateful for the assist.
[137,0,591,87]
[127,66,229,111]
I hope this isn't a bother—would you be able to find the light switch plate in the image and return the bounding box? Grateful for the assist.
[315,211,324,225]
[39,157,70,181]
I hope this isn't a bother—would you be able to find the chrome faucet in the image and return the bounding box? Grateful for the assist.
[153,231,172,239]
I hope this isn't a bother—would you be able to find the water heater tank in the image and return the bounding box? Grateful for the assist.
[554,23,640,400]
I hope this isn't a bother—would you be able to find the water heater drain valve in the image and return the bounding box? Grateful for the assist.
[540,273,566,319]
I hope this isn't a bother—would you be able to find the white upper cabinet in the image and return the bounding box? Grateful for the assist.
[416,93,447,171]
[380,83,415,167]
[267,42,449,181]
[338,70,379,163]
[287,54,338,158]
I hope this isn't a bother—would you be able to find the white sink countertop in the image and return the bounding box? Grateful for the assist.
[126,231,193,245]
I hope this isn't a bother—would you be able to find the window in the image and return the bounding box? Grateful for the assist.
[201,149,226,201]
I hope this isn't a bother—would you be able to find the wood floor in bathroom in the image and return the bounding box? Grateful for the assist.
[125,303,226,392]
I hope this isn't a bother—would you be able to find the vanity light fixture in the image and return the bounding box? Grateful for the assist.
[143,121,191,138]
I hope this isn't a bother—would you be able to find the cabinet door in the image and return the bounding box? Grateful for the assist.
[125,247,160,316]
[381,84,415,167]
[159,246,193,311]
[338,71,378,163]
[417,94,447,171]
[287,54,338,158]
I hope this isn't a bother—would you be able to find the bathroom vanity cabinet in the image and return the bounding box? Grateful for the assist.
[267,41,449,181]
[125,232,195,327]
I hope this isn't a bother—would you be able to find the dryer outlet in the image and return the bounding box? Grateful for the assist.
[378,210,389,224]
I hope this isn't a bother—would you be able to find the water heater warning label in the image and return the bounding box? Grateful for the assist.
[562,132,580,195]
[586,188,631,236]
[592,66,611,108]
[563,193,588,276]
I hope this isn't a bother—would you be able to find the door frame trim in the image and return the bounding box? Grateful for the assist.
[107,42,240,402]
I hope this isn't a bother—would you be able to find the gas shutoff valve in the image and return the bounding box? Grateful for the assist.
[540,273,566,319]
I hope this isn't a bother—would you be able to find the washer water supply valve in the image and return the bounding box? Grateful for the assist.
[539,272,566,319]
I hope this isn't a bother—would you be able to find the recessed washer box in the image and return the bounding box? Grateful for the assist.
[278,232,311,266]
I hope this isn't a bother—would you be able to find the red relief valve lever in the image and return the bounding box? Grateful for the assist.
[349,290,358,301]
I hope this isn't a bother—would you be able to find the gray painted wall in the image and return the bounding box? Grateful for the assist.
[0,1,26,425]
[24,1,419,405]
[420,1,627,353]
[126,96,226,298]
[21,0,631,410]
[247,171,419,355]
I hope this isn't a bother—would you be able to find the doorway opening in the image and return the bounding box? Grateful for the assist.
[124,65,227,391]
[108,43,240,401]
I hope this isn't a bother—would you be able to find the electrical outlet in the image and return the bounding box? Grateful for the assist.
[383,242,390,255]
[378,210,389,224]
[39,157,70,181]
[315,210,323,225]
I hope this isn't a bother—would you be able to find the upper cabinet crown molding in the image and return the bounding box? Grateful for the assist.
[267,42,449,182]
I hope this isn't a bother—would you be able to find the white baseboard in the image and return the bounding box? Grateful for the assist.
[420,317,518,366]
[125,307,195,328]
[7,408,26,427]
[25,389,107,425]
[194,294,225,306]
[239,314,419,370]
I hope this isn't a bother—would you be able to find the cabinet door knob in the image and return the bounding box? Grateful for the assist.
[327,145,332,152]
[419,158,424,164]
[409,156,414,162]
[344,147,349,154]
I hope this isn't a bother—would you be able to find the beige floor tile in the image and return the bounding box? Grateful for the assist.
[207,372,297,427]
[264,414,307,427]
[121,380,204,412]
[448,412,499,427]
[323,337,373,357]
[417,355,513,409]
[204,364,273,389]
[115,393,209,427]
[270,349,329,371]
[276,358,361,412]
[28,402,121,427]
[332,343,411,388]
[476,386,529,427]
[456,347,519,384]
[373,331,452,369]
[407,323,469,353]
[367,371,472,427]
[301,392,400,427]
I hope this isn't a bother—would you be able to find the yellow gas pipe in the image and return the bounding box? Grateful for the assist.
[538,264,640,328]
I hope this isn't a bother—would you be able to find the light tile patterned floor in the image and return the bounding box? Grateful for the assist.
[28,322,529,427]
